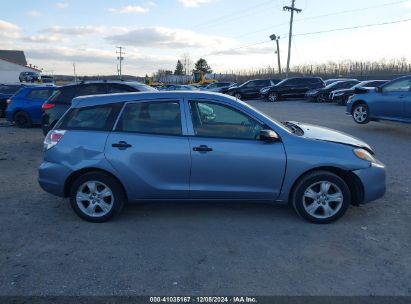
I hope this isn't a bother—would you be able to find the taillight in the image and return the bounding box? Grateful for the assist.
[44,130,66,150]
[42,103,55,111]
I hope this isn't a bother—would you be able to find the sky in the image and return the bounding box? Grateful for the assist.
[1,0,411,76]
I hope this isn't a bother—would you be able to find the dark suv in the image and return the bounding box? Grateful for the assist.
[260,77,325,102]
[41,81,156,135]
[226,79,281,100]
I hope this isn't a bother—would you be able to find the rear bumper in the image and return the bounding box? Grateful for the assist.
[38,161,73,197]
[352,162,386,204]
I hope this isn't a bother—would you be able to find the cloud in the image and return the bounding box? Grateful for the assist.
[22,34,69,43]
[106,27,235,49]
[0,19,21,39]
[146,1,157,6]
[41,25,108,36]
[25,46,176,75]
[403,0,411,8]
[107,5,149,14]
[27,10,41,17]
[178,0,213,7]
[56,2,69,9]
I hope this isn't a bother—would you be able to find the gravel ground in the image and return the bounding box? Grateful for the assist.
[0,99,410,296]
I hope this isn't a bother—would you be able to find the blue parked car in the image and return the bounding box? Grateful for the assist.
[347,76,411,124]
[6,86,58,128]
[39,92,386,223]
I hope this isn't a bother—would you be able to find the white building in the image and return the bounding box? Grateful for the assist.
[0,50,41,83]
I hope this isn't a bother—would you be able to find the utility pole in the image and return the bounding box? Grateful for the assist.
[283,0,302,78]
[269,34,282,76]
[116,46,125,79]
[73,63,77,82]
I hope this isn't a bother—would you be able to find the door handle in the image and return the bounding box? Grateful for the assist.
[193,145,213,152]
[112,141,132,149]
[399,95,405,99]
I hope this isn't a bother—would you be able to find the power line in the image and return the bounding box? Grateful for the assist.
[293,17,411,37]
[191,0,276,29]
[201,17,411,58]
[232,0,409,40]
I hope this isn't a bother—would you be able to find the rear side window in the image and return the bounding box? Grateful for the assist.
[116,101,182,136]
[107,84,136,93]
[27,89,53,99]
[58,103,122,131]
[75,84,107,97]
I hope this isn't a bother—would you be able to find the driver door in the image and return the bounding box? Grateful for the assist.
[186,99,286,200]
[372,78,411,119]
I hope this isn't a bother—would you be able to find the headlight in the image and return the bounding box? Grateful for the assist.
[334,92,344,96]
[353,148,376,163]
[260,88,269,94]
[347,96,353,103]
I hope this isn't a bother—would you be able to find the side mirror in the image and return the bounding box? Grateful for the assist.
[375,86,382,93]
[260,129,280,142]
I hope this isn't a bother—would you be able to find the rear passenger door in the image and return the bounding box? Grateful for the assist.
[105,99,191,200]
[25,88,55,123]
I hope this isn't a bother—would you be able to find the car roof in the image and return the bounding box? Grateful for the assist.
[72,91,236,108]
[60,80,146,88]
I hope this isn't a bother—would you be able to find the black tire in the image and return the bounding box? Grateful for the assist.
[69,172,125,223]
[352,103,370,124]
[234,93,242,100]
[268,92,279,102]
[291,170,350,224]
[14,111,32,128]
[0,106,5,118]
[317,93,328,103]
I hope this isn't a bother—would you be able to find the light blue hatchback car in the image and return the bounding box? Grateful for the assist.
[39,91,386,223]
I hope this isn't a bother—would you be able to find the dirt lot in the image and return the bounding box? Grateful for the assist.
[0,100,410,296]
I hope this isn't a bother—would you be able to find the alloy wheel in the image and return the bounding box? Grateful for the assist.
[353,105,368,123]
[268,92,278,102]
[302,181,343,219]
[76,181,114,217]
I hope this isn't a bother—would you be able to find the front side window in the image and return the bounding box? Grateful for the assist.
[382,79,411,93]
[189,101,263,140]
[244,81,256,88]
[116,101,182,136]
[58,103,121,131]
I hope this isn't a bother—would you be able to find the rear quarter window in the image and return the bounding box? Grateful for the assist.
[49,87,76,104]
[57,103,123,131]
[27,89,53,99]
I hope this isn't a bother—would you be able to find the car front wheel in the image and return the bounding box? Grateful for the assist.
[291,171,350,224]
[352,103,370,124]
[69,172,125,223]
[268,92,279,102]
[234,93,242,100]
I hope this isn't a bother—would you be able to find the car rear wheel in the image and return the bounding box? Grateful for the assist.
[69,172,125,223]
[14,111,32,128]
[291,171,350,224]
[234,93,242,100]
[268,92,279,102]
[352,103,370,124]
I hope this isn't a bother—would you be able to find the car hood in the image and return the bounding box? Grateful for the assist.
[288,121,372,152]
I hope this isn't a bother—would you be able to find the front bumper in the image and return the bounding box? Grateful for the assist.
[38,161,73,197]
[352,162,386,204]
